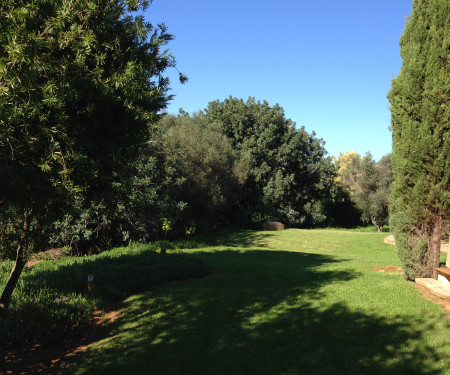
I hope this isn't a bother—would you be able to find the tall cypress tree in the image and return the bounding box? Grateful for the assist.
[388,0,449,279]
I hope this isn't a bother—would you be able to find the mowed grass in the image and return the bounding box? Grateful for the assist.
[60,229,450,375]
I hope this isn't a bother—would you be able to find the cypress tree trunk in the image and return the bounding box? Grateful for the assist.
[429,215,443,279]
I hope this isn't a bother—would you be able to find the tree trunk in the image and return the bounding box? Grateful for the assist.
[371,216,383,232]
[429,215,443,279]
[0,243,27,323]
[0,209,30,369]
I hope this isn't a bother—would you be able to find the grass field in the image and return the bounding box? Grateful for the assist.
[55,229,450,375]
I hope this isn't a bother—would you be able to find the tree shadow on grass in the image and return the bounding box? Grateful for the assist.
[59,249,448,375]
[3,230,276,349]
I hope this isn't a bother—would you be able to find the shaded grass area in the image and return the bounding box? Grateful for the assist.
[60,229,449,375]
[0,240,208,345]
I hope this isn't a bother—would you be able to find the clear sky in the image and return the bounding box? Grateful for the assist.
[145,0,412,161]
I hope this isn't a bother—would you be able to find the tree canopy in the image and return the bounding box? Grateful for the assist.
[0,0,182,332]
[158,112,249,233]
[205,97,335,226]
[334,151,392,232]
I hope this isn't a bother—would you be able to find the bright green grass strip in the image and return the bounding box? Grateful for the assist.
[62,229,450,375]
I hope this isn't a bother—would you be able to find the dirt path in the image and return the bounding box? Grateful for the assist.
[26,249,65,269]
[3,309,121,375]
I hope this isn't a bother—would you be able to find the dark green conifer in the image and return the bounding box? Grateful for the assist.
[388,0,449,279]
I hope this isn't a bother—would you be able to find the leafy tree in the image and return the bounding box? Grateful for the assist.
[0,0,181,337]
[334,152,392,232]
[334,151,363,197]
[48,127,180,254]
[325,151,363,227]
[51,88,190,254]
[355,153,392,232]
[159,112,249,232]
[370,154,393,231]
[387,0,449,279]
[321,182,361,228]
[205,97,335,226]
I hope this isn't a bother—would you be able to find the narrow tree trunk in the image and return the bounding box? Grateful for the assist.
[0,244,27,325]
[429,215,443,279]
[371,217,383,232]
[0,209,30,369]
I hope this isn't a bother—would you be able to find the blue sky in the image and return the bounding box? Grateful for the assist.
[146,0,412,161]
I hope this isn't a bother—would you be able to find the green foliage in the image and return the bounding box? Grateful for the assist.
[334,151,393,231]
[388,0,450,278]
[47,133,188,254]
[355,153,392,231]
[334,151,363,196]
[162,218,172,234]
[0,0,184,257]
[205,97,335,226]
[0,205,21,260]
[322,182,362,227]
[250,212,274,224]
[159,112,250,232]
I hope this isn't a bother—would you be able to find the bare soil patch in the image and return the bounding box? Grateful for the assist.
[27,248,65,268]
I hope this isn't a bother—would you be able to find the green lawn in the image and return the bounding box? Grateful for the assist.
[60,229,450,375]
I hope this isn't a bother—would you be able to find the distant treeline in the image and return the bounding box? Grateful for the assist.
[2,97,392,258]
